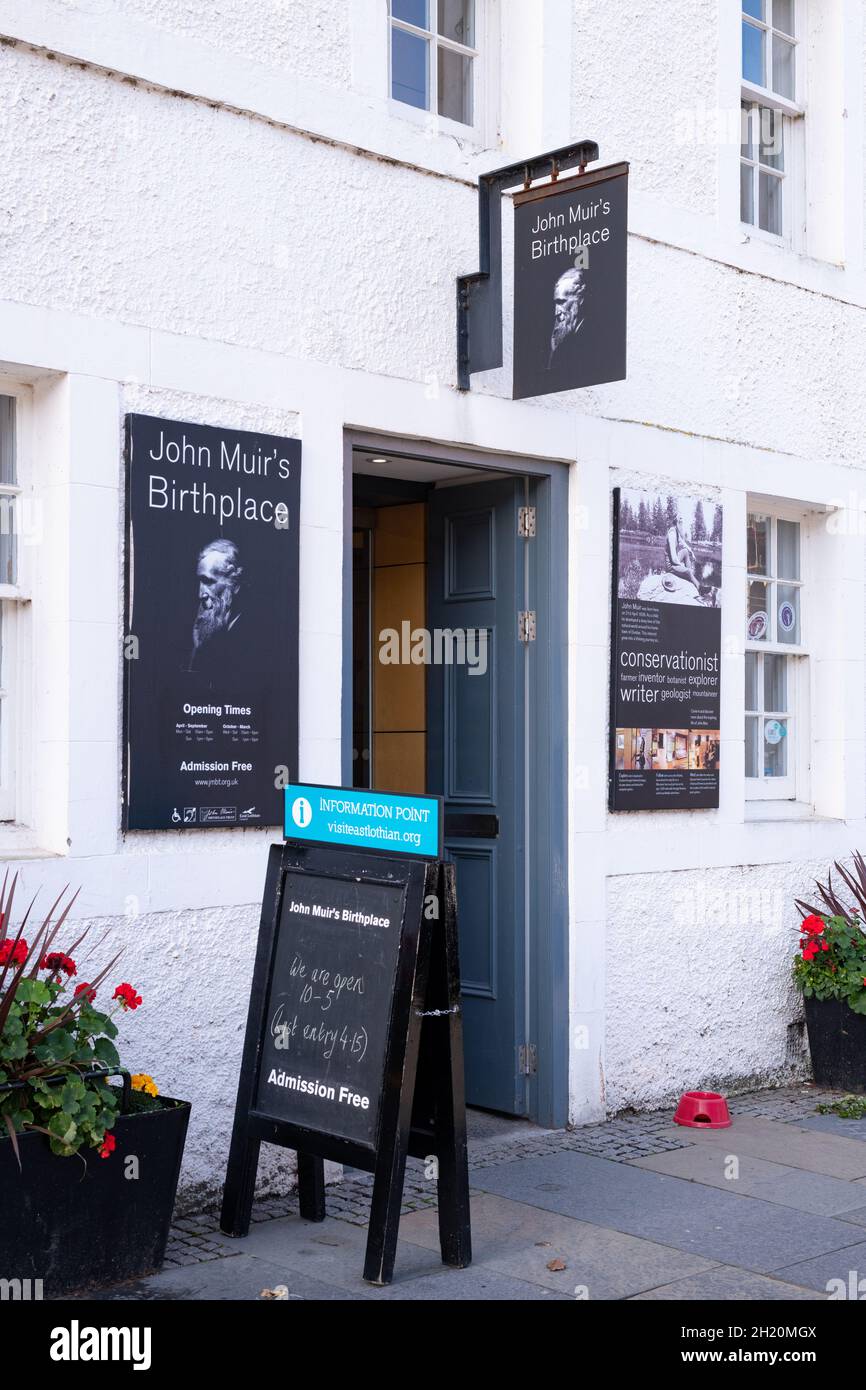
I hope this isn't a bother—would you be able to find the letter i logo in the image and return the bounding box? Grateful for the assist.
[291,796,312,828]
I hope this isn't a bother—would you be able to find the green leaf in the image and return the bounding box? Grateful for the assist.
[93,1037,120,1068]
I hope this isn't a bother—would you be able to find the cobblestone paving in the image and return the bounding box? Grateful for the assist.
[162,1084,843,1268]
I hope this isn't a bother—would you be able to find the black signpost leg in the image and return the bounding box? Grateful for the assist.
[220,1124,261,1238]
[297,1151,326,1222]
[434,862,472,1268]
[363,861,437,1286]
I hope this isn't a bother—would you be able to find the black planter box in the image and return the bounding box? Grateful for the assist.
[0,1097,190,1297]
[804,996,866,1092]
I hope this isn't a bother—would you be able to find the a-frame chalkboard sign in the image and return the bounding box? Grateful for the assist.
[221,835,471,1286]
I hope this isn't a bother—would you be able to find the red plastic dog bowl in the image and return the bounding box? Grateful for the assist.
[674,1090,731,1129]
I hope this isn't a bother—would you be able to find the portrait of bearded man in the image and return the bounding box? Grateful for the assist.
[187,538,247,679]
[548,266,587,368]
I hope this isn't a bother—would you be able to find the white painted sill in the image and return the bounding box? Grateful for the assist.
[0,824,59,860]
[744,800,838,823]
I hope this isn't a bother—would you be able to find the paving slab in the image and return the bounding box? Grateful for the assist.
[398,1191,718,1299]
[367,1266,572,1300]
[794,1114,866,1143]
[654,1116,866,1179]
[472,1150,866,1273]
[208,1211,445,1292]
[629,1266,826,1301]
[773,1239,866,1295]
[68,1253,365,1302]
[836,1206,866,1227]
[631,1144,866,1216]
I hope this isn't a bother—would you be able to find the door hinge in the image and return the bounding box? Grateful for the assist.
[518,1043,538,1076]
[518,610,536,643]
[518,505,536,538]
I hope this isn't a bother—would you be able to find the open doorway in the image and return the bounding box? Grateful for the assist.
[345,441,569,1129]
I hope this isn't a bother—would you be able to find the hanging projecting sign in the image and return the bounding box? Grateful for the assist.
[609,487,723,811]
[512,162,628,400]
[122,413,300,830]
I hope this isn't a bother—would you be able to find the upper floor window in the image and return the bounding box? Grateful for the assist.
[389,1,477,127]
[740,1,803,241]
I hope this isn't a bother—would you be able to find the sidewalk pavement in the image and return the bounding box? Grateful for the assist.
[75,1087,866,1301]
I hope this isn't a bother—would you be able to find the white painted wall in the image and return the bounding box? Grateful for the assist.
[0,0,864,1198]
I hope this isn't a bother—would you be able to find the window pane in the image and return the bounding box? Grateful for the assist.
[773,0,794,35]
[763,718,788,776]
[740,162,755,224]
[741,102,754,157]
[776,519,800,579]
[772,35,795,99]
[743,0,764,18]
[392,27,429,110]
[747,514,769,574]
[748,580,769,640]
[742,20,765,84]
[759,170,783,235]
[746,715,760,778]
[0,397,14,486]
[0,495,15,585]
[392,0,428,27]
[777,584,800,644]
[745,651,759,710]
[759,106,783,170]
[438,0,473,47]
[764,653,787,712]
[437,45,472,123]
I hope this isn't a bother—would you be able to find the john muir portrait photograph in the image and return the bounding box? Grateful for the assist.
[616,487,723,608]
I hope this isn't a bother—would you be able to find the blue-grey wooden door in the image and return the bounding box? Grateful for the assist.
[427,478,526,1115]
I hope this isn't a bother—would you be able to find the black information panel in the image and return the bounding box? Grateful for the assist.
[513,163,628,400]
[122,413,300,830]
[222,841,471,1285]
[255,871,405,1147]
[609,486,723,811]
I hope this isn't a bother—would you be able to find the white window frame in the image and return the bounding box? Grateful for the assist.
[386,0,495,144]
[745,504,809,803]
[0,379,33,825]
[740,0,806,249]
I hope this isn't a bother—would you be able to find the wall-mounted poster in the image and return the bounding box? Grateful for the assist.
[123,414,301,830]
[609,487,722,811]
[512,162,628,400]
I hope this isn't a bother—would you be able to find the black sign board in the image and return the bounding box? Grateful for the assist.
[609,486,723,811]
[221,840,471,1286]
[122,413,300,830]
[512,163,628,400]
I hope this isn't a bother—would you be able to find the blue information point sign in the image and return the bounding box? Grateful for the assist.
[284,783,442,859]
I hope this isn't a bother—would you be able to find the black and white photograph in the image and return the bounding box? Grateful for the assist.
[616,487,723,607]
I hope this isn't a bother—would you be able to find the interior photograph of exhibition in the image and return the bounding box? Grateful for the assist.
[2,0,866,1356]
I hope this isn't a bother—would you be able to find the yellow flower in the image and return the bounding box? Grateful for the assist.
[131,1072,159,1097]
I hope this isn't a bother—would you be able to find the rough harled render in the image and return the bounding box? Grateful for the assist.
[0,0,864,1209]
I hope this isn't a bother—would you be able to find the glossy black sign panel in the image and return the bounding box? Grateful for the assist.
[122,413,300,829]
[609,486,723,811]
[513,164,628,400]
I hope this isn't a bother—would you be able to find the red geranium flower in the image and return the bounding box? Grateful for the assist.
[0,938,27,967]
[98,1132,116,1159]
[802,942,820,962]
[801,915,825,936]
[74,981,97,1004]
[113,982,142,1011]
[40,951,76,976]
